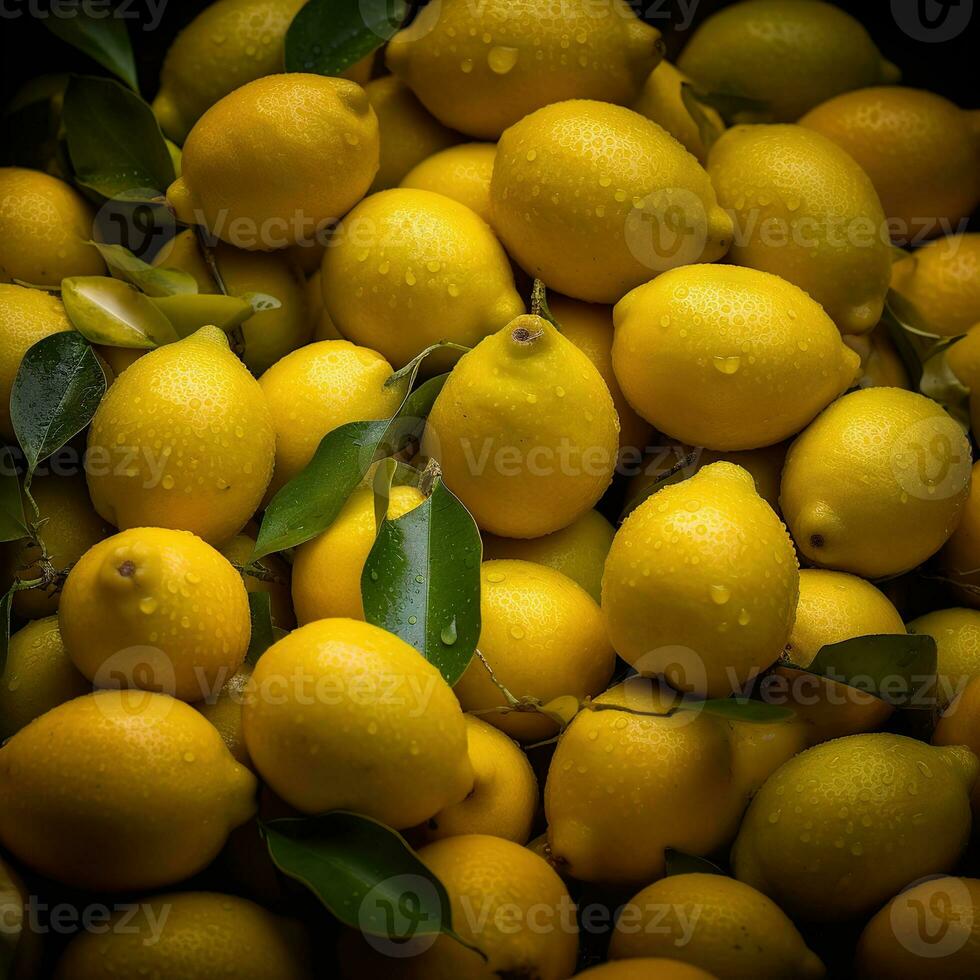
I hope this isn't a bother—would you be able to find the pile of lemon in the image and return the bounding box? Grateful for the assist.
[2,0,980,977]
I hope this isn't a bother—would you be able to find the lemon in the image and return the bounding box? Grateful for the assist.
[707,124,892,335]
[401,143,496,224]
[86,326,276,546]
[890,233,980,337]
[453,560,616,742]
[167,74,379,250]
[580,963,716,980]
[2,473,110,619]
[0,283,73,439]
[603,462,799,698]
[284,237,328,276]
[0,617,88,740]
[548,293,653,458]
[305,268,343,341]
[482,509,615,603]
[365,76,459,192]
[632,60,724,163]
[258,339,401,497]
[947,327,980,435]
[291,485,425,623]
[677,0,898,122]
[908,608,980,709]
[0,689,256,891]
[732,733,978,921]
[943,462,980,607]
[0,167,104,286]
[221,532,294,629]
[60,527,251,702]
[416,715,538,845]
[935,677,980,814]
[780,388,972,578]
[845,326,912,390]
[197,665,253,767]
[801,88,980,238]
[612,265,860,449]
[54,891,311,979]
[386,0,662,139]
[491,100,732,304]
[422,314,619,537]
[242,618,472,827]
[321,187,523,369]
[609,873,824,979]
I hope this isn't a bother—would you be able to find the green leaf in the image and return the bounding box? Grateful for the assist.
[0,448,27,543]
[44,8,138,92]
[61,276,180,348]
[682,88,770,125]
[881,288,951,390]
[679,83,724,155]
[0,587,13,676]
[150,293,253,338]
[664,849,726,877]
[91,242,198,297]
[63,74,174,200]
[696,698,796,724]
[1,74,68,172]
[362,477,481,685]
[920,345,971,431]
[372,457,399,537]
[10,332,107,474]
[246,591,275,666]
[285,0,406,75]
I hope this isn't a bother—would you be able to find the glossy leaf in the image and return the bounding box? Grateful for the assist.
[91,242,197,297]
[44,8,138,92]
[246,591,275,666]
[697,698,796,724]
[680,83,725,154]
[685,87,770,124]
[62,276,179,348]
[664,849,726,877]
[920,346,971,431]
[0,449,27,544]
[150,293,253,338]
[10,332,107,474]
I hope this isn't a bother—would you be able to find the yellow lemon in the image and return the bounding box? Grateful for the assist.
[908,607,980,709]
[612,264,860,449]
[422,314,619,538]
[54,891,311,980]
[221,532,294,629]
[801,88,980,239]
[942,462,980,606]
[197,665,253,767]
[386,0,662,138]
[609,873,824,979]
[677,0,898,122]
[59,527,251,702]
[603,462,799,698]
[934,676,980,815]
[707,124,892,334]
[321,187,523,369]
[291,485,425,623]
[401,143,496,224]
[0,167,104,286]
[732,733,978,921]
[491,100,732,304]
[580,963,716,980]
[0,689,256,891]
[453,560,616,742]
[305,268,343,341]
[845,326,912,390]
[780,388,972,578]
[86,326,276,546]
[242,618,472,827]
[167,74,379,249]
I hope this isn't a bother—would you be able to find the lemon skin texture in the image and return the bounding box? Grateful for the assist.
[3,473,111,619]
[801,88,980,238]
[632,60,724,163]
[891,233,980,337]
[612,265,860,450]
[401,143,497,224]
[943,462,980,607]
[482,509,615,603]
[0,689,256,891]
[167,74,379,250]
[609,873,824,980]
[579,963,716,980]
[908,608,980,710]
[291,485,425,623]
[732,733,978,922]
[197,665,253,767]
[548,293,653,459]
[453,560,616,743]
[322,188,523,369]
[935,677,980,814]
[0,617,89,740]
[780,388,972,579]
[0,167,104,286]
[415,714,538,845]
[0,283,73,439]
[707,124,892,335]
[602,462,799,698]
[491,100,733,304]
[242,618,472,828]
[677,0,899,123]
[59,527,251,702]
[85,326,276,546]
[364,76,460,192]
[259,339,400,497]
[422,315,619,538]
[54,891,312,980]
[947,327,980,435]
[386,0,662,139]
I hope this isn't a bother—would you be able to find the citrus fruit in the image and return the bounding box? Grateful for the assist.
[400,142,496,224]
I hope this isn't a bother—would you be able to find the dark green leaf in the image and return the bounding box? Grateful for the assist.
[0,587,14,676]
[680,83,724,155]
[697,698,796,724]
[0,448,27,543]
[362,478,481,685]
[44,7,138,92]
[10,332,107,474]
[285,0,406,75]
[684,88,771,124]
[664,849,726,877]
[63,75,174,200]
[1,75,67,171]
[91,242,198,296]
[246,591,275,666]
[881,288,951,390]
